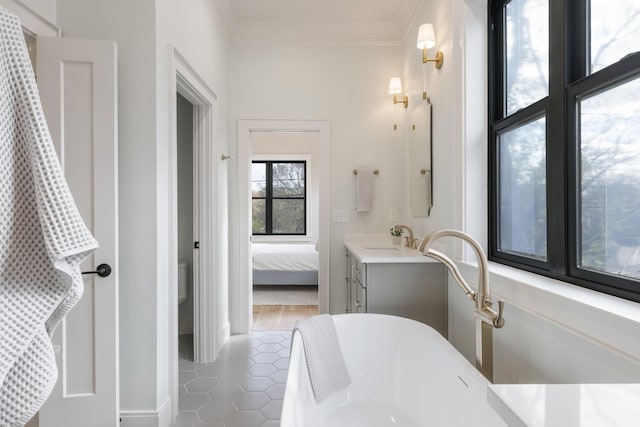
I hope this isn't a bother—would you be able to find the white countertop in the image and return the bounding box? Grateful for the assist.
[344,240,436,264]
[487,383,640,426]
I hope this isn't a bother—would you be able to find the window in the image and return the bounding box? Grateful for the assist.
[489,0,640,300]
[252,161,306,235]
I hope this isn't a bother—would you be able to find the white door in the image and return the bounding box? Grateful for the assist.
[35,37,119,427]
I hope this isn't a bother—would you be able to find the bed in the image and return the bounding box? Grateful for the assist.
[252,243,319,285]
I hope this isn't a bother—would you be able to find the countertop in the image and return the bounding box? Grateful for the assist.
[344,237,437,264]
[487,383,640,426]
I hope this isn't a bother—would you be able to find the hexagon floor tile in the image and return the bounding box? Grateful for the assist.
[171,330,294,427]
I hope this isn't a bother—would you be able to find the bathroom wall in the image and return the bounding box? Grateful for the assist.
[177,93,194,335]
[155,5,231,406]
[447,271,640,383]
[399,0,463,243]
[228,44,405,316]
[58,0,230,422]
[21,0,57,25]
[415,0,640,384]
[57,0,162,415]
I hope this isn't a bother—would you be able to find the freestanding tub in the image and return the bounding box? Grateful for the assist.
[281,314,506,427]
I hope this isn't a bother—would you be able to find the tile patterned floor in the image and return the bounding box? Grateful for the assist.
[172,331,292,427]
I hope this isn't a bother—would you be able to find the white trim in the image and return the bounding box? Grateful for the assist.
[234,120,331,333]
[167,45,223,422]
[219,321,230,350]
[211,0,419,46]
[0,0,60,36]
[173,49,221,362]
[458,262,640,364]
[119,398,171,427]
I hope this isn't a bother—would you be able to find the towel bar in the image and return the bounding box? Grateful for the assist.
[353,169,379,175]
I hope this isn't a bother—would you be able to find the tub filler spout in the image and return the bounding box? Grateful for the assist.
[418,229,505,382]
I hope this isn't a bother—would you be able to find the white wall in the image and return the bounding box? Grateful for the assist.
[58,0,230,422]
[57,0,161,414]
[21,0,56,24]
[399,0,463,244]
[229,44,405,315]
[155,0,230,419]
[447,270,640,383]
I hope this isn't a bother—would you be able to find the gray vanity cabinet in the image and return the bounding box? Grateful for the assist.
[346,247,447,336]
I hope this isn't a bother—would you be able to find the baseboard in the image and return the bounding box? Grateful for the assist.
[120,398,171,427]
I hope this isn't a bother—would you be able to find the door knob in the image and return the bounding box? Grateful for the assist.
[82,263,112,278]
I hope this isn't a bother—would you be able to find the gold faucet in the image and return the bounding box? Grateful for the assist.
[396,225,416,249]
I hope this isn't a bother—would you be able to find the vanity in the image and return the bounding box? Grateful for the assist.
[344,235,447,336]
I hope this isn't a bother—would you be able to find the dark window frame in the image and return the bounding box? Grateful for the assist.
[489,0,640,302]
[252,160,307,236]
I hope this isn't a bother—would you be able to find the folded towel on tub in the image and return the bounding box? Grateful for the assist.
[0,7,98,425]
[292,314,351,402]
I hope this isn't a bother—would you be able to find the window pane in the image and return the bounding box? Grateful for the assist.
[252,163,266,197]
[252,199,266,234]
[272,163,305,197]
[506,0,549,115]
[590,0,640,74]
[498,116,547,260]
[272,199,305,234]
[579,77,640,280]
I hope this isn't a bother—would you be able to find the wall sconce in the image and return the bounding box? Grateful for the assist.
[388,77,408,109]
[417,23,444,69]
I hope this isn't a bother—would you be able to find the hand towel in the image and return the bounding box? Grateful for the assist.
[355,168,374,212]
[0,8,98,425]
[292,314,351,402]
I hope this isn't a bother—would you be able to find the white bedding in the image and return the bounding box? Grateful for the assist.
[252,243,319,271]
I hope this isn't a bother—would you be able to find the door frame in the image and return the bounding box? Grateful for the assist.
[234,120,331,333]
[167,46,223,418]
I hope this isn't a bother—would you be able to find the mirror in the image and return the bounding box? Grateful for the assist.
[409,97,433,217]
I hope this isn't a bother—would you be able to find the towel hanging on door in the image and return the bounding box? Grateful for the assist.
[0,8,98,425]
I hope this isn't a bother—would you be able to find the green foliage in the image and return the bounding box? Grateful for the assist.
[390,225,404,236]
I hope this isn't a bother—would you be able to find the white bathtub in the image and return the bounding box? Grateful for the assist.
[282,314,506,427]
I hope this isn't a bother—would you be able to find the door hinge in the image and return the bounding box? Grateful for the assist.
[194,241,200,249]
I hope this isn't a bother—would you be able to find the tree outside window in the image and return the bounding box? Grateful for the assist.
[252,161,306,235]
[489,0,640,299]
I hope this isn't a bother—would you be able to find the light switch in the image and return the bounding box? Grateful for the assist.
[332,210,350,223]
[388,209,397,222]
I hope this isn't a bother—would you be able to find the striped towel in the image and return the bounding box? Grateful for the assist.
[292,314,351,402]
[0,7,98,425]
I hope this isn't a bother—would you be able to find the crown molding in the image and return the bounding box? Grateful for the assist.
[212,0,422,46]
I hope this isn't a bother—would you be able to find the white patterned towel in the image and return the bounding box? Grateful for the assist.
[292,314,351,402]
[0,7,98,425]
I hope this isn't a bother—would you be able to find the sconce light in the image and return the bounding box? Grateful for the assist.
[388,77,408,109]
[417,23,444,69]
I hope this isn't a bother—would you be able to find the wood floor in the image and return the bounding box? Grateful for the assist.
[252,305,318,331]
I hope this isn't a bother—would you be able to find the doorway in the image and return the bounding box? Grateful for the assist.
[176,93,195,359]
[234,120,331,334]
[250,144,320,330]
[168,47,225,419]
